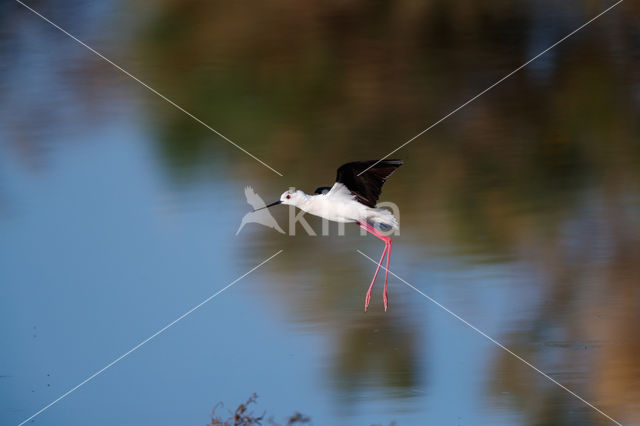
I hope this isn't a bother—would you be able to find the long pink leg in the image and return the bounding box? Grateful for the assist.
[358,221,393,311]
[383,238,392,311]
[364,223,392,311]
[363,237,387,311]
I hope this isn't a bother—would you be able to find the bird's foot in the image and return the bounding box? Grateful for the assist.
[364,290,372,312]
[383,289,388,312]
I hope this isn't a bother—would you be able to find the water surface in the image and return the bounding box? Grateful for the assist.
[1,1,639,425]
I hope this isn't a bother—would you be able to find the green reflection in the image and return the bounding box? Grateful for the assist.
[133,1,640,423]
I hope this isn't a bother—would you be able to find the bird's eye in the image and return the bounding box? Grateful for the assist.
[285,195,291,199]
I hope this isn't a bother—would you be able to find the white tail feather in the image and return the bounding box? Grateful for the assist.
[367,208,399,230]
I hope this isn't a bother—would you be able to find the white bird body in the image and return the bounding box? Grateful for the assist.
[282,183,398,229]
[257,159,403,311]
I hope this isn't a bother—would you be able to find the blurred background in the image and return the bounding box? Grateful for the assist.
[1,0,639,425]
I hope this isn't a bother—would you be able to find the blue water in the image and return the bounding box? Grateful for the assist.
[0,121,519,424]
[2,1,639,425]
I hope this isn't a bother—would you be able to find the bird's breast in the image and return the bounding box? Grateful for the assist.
[299,196,362,223]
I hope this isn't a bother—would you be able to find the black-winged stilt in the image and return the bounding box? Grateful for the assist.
[257,160,403,311]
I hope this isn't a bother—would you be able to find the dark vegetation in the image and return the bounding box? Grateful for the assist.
[208,394,310,426]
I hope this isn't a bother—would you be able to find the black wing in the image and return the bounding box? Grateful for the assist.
[335,160,403,207]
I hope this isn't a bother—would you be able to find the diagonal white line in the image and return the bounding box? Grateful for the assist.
[15,0,284,177]
[358,0,624,176]
[356,250,623,426]
[17,250,284,426]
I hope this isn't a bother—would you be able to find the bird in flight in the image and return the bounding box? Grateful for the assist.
[256,160,403,311]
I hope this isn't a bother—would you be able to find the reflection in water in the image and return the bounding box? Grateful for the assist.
[488,191,640,424]
[134,1,639,423]
[2,0,640,424]
[334,314,420,395]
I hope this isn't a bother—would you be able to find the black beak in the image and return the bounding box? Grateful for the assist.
[253,200,282,211]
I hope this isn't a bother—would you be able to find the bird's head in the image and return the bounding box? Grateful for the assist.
[253,189,306,211]
[279,189,306,206]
